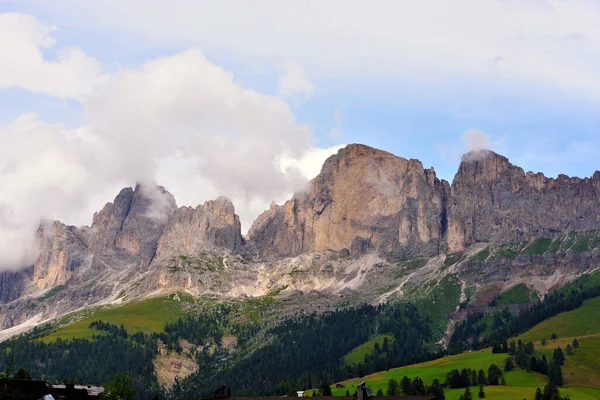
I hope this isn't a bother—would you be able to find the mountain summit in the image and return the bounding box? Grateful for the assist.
[2,143,600,336]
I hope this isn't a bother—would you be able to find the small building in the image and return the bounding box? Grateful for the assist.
[1,379,103,400]
[336,384,345,389]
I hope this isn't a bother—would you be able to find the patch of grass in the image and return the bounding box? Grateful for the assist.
[497,243,527,260]
[344,334,394,365]
[546,238,563,254]
[330,342,600,399]
[470,247,490,262]
[493,283,532,306]
[180,252,224,272]
[397,257,428,272]
[40,296,187,343]
[515,296,600,343]
[523,238,552,255]
[411,275,462,336]
[331,350,540,396]
[240,286,287,323]
[442,252,464,270]
[37,285,66,302]
[563,271,600,292]
[532,334,600,388]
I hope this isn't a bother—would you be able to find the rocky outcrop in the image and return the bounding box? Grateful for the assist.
[250,145,600,258]
[5,143,600,335]
[32,221,87,290]
[155,197,244,259]
[447,150,600,251]
[249,144,449,259]
[0,268,32,304]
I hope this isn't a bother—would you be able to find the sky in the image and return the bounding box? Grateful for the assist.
[0,0,600,269]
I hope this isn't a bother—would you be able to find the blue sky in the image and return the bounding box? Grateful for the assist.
[1,1,600,266]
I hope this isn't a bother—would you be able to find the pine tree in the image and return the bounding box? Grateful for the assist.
[504,356,515,372]
[428,379,445,400]
[487,364,503,385]
[565,344,573,356]
[382,337,389,353]
[387,378,399,396]
[534,387,543,400]
[412,377,426,395]
[477,369,486,385]
[552,347,565,366]
[459,387,473,400]
[572,338,579,349]
[321,382,332,396]
[399,376,411,395]
[376,389,384,396]
[478,385,485,398]
[548,362,564,386]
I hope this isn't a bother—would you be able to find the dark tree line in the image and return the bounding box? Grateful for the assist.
[0,322,161,400]
[449,285,600,353]
[168,303,440,399]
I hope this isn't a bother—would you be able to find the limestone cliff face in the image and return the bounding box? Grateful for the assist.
[155,197,243,259]
[81,184,177,264]
[250,145,600,258]
[447,150,600,251]
[85,187,134,253]
[249,144,449,258]
[32,221,87,290]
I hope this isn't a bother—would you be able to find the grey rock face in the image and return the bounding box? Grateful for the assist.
[446,150,600,251]
[248,144,448,259]
[4,143,600,335]
[0,268,32,304]
[156,196,243,259]
[250,145,600,258]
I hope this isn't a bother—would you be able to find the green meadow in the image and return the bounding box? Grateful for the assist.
[40,296,186,343]
[327,293,600,400]
[344,334,394,365]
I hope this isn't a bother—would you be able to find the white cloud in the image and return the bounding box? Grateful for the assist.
[0,13,106,100]
[278,63,314,101]
[26,0,600,101]
[278,144,345,181]
[0,41,337,268]
[461,130,491,153]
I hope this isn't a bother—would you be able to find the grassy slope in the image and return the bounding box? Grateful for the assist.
[344,334,394,365]
[330,348,600,400]
[40,296,186,343]
[515,296,600,343]
[330,294,600,400]
[494,283,532,306]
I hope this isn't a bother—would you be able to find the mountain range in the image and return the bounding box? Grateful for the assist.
[2,143,600,339]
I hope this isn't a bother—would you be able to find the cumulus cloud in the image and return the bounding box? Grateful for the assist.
[278,63,314,101]
[0,15,342,269]
[461,130,491,153]
[0,13,106,100]
[30,0,600,101]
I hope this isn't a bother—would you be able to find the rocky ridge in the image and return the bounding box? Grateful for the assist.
[2,144,600,337]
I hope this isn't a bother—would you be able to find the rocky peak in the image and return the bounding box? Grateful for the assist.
[114,184,177,262]
[452,150,519,188]
[155,196,244,259]
[249,143,448,258]
[83,184,177,263]
[446,150,600,251]
[87,187,134,252]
